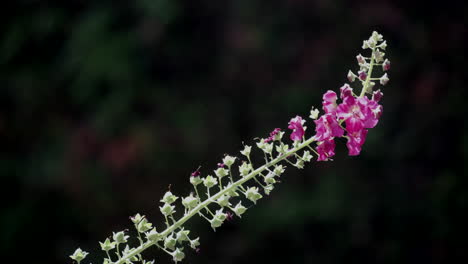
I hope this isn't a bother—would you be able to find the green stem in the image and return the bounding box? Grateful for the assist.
[360,49,375,97]
[114,136,316,264]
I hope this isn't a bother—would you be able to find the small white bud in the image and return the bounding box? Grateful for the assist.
[264,172,276,184]
[145,228,161,242]
[113,231,129,244]
[239,162,253,177]
[371,31,383,42]
[190,237,200,249]
[347,70,356,83]
[274,165,285,176]
[245,186,262,204]
[302,150,313,162]
[309,107,320,120]
[203,175,218,188]
[100,238,116,251]
[164,235,177,250]
[171,248,185,263]
[380,73,389,85]
[190,176,202,186]
[240,145,252,157]
[176,229,190,242]
[264,184,274,195]
[214,167,228,178]
[373,49,385,63]
[356,54,366,64]
[137,218,153,233]
[217,194,231,207]
[182,194,199,209]
[222,155,236,167]
[160,203,176,216]
[379,40,387,50]
[233,202,247,217]
[70,248,89,262]
[161,191,178,204]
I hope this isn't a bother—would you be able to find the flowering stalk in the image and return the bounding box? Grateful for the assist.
[70,31,390,264]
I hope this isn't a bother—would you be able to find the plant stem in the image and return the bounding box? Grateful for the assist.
[114,136,315,264]
[360,49,375,97]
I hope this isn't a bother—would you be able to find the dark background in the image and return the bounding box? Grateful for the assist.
[1,0,467,263]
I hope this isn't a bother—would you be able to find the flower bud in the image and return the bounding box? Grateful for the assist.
[264,184,274,195]
[176,229,190,242]
[264,172,276,184]
[245,187,262,204]
[362,40,369,49]
[171,248,185,263]
[217,194,231,207]
[164,235,177,250]
[190,176,202,186]
[382,59,390,71]
[372,90,383,102]
[294,159,305,169]
[239,162,253,177]
[302,150,313,162]
[373,49,385,63]
[358,70,367,81]
[70,248,89,263]
[371,31,383,42]
[380,73,389,85]
[146,228,161,242]
[226,183,240,197]
[113,231,129,244]
[189,238,200,249]
[309,107,320,120]
[222,156,236,167]
[233,202,247,217]
[203,175,218,188]
[210,209,227,229]
[100,238,116,251]
[379,40,387,50]
[214,167,228,178]
[182,194,199,209]
[356,54,366,64]
[161,191,178,204]
[274,165,285,176]
[130,213,144,224]
[276,143,289,154]
[347,70,356,82]
[137,218,153,233]
[160,203,176,216]
[240,145,252,157]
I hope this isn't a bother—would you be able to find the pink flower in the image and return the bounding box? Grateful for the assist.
[288,116,305,141]
[322,90,338,114]
[337,95,383,133]
[339,84,353,99]
[314,113,344,141]
[372,90,383,102]
[265,128,282,143]
[316,139,336,161]
[346,129,368,156]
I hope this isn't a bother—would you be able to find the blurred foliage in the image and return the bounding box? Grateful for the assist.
[1,0,467,264]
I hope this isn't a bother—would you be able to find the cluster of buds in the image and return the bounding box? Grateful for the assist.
[69,31,389,264]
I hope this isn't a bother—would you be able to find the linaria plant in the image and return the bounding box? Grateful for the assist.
[69,31,390,264]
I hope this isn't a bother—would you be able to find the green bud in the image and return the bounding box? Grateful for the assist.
[240,145,251,157]
[100,238,116,251]
[182,194,199,209]
[113,231,129,244]
[137,218,153,233]
[239,162,252,177]
[276,143,289,154]
[214,167,228,178]
[145,228,161,242]
[160,203,176,216]
[176,229,190,242]
[189,237,200,249]
[210,209,227,229]
[161,191,178,204]
[274,165,285,176]
[164,235,177,250]
[222,155,236,167]
[70,248,88,263]
[190,176,202,186]
[264,184,274,195]
[226,183,240,197]
[171,248,185,263]
[233,202,247,217]
[203,175,217,188]
[302,150,313,162]
[264,172,276,184]
[130,213,144,224]
[216,194,231,207]
[294,159,304,169]
[245,187,262,204]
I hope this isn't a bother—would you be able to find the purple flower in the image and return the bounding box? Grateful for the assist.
[346,129,368,156]
[322,90,338,114]
[313,113,344,142]
[191,170,201,177]
[316,139,336,161]
[288,116,305,141]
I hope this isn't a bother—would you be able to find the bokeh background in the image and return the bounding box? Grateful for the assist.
[1,0,467,263]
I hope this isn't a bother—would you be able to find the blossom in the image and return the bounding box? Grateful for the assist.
[322,90,338,114]
[316,139,336,161]
[313,113,344,141]
[337,95,382,133]
[288,116,305,141]
[346,129,368,156]
[339,84,353,99]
